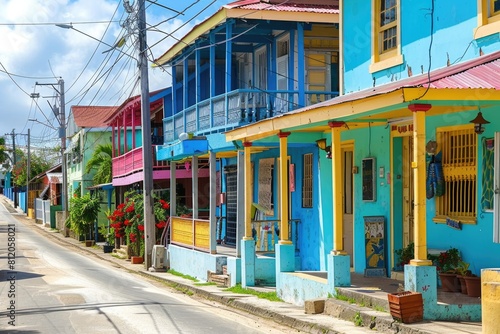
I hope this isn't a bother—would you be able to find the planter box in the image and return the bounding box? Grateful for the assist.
[103,245,114,253]
[388,291,423,324]
[131,256,144,264]
[464,276,481,297]
[85,240,95,247]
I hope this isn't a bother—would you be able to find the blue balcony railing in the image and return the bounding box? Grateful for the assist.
[163,89,338,144]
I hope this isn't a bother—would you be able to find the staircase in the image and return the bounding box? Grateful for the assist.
[207,265,230,287]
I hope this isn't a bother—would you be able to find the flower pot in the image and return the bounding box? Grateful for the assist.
[439,273,460,292]
[464,276,481,297]
[131,256,143,264]
[103,245,114,253]
[85,240,95,247]
[387,291,423,324]
[457,275,468,294]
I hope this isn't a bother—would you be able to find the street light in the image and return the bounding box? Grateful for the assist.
[28,118,58,131]
[31,79,68,214]
[55,24,136,60]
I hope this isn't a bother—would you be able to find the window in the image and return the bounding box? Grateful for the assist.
[435,126,477,223]
[379,0,397,53]
[302,153,313,208]
[475,0,500,39]
[370,0,403,73]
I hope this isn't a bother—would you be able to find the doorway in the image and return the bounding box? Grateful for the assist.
[342,144,354,267]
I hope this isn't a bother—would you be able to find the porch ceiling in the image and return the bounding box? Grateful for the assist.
[226,88,500,141]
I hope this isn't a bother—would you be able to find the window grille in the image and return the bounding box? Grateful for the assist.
[302,153,313,208]
[436,126,477,222]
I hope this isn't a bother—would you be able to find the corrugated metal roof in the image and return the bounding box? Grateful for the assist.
[228,1,339,14]
[71,106,117,128]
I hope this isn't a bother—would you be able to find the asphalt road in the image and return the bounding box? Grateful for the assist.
[0,204,288,334]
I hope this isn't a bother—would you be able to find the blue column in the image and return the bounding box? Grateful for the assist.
[327,254,351,292]
[241,238,255,287]
[297,23,305,107]
[404,264,438,319]
[275,243,294,290]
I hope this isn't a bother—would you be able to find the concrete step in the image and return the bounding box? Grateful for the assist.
[207,270,230,287]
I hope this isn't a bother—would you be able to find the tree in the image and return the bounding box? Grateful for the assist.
[85,143,112,185]
[12,150,52,186]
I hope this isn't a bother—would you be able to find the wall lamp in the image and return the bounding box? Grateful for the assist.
[316,138,332,159]
[469,111,490,134]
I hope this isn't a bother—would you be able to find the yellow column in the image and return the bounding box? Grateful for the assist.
[408,104,432,266]
[243,141,253,240]
[482,269,500,333]
[329,121,346,255]
[278,132,292,245]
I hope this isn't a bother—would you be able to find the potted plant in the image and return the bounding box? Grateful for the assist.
[66,193,101,246]
[455,260,471,294]
[99,225,115,253]
[464,272,481,297]
[394,242,414,271]
[435,247,461,292]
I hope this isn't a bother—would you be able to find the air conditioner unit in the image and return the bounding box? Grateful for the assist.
[151,245,166,269]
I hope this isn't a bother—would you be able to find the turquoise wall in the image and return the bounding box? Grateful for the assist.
[343,0,493,93]
[425,107,500,275]
[343,126,392,274]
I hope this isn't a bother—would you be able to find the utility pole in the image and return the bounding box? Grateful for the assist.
[136,0,155,269]
[11,129,17,208]
[35,79,67,213]
[26,129,30,217]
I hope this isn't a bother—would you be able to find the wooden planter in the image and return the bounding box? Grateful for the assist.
[85,240,95,247]
[464,276,481,297]
[131,256,144,264]
[388,291,423,324]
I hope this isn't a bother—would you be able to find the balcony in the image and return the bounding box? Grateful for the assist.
[164,89,338,143]
[112,145,168,179]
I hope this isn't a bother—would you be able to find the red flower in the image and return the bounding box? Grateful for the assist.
[124,219,131,226]
[155,221,166,229]
[126,204,135,213]
[137,224,145,231]
[130,233,137,243]
[160,199,170,210]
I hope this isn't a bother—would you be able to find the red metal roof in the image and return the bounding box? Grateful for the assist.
[225,0,339,14]
[71,106,117,128]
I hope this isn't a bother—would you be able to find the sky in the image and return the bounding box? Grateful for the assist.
[0,0,230,154]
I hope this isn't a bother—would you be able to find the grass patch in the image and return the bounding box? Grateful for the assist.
[353,312,363,326]
[194,282,217,286]
[224,284,282,302]
[167,269,199,282]
[373,305,387,312]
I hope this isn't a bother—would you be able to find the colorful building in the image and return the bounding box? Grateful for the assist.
[225,0,500,321]
[155,0,340,287]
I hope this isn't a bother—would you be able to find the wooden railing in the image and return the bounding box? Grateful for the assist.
[170,216,210,252]
[252,219,301,253]
[112,145,168,178]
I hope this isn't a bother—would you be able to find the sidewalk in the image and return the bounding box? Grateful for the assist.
[3,197,482,334]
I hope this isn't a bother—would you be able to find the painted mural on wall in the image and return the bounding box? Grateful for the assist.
[364,216,385,271]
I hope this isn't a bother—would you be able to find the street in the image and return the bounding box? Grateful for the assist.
[0,203,289,334]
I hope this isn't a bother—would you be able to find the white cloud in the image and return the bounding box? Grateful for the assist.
[0,0,229,151]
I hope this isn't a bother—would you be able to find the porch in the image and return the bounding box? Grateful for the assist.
[163,88,338,143]
[112,145,168,179]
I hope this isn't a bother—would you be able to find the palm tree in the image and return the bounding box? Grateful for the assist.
[85,143,112,185]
